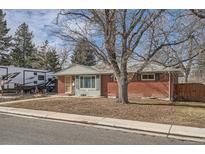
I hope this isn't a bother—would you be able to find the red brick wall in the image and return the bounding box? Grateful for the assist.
[57,76,65,94]
[108,81,169,98]
[107,73,171,99]
[101,75,112,97]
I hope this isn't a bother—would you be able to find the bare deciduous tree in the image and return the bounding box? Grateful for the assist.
[153,11,205,83]
[59,48,69,69]
[54,9,191,103]
[191,10,205,19]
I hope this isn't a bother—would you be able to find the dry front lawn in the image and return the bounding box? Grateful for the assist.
[1,97,205,128]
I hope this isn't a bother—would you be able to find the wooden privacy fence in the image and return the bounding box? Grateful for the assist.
[174,83,205,102]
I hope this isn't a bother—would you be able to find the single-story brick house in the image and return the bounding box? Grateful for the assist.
[55,63,183,100]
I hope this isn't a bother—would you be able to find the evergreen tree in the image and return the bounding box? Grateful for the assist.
[0,10,12,65]
[71,39,96,66]
[35,40,60,72]
[32,40,48,69]
[45,47,60,72]
[10,22,36,68]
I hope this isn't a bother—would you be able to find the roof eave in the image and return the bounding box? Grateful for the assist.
[54,72,113,76]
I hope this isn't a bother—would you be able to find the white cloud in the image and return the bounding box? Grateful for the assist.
[4,9,65,49]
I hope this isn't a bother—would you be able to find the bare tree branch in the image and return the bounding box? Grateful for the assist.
[191,9,205,19]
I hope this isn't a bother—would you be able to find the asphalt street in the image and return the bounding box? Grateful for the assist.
[0,113,202,144]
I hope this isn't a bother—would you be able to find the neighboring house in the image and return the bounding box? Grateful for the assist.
[55,62,183,101]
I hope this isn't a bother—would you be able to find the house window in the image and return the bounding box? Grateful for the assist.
[38,75,45,80]
[84,76,91,88]
[80,76,84,88]
[92,76,95,88]
[141,73,155,80]
[80,75,96,89]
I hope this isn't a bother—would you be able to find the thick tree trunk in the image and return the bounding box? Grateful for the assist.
[185,71,190,83]
[117,76,129,104]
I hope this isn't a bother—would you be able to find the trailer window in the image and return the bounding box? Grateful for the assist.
[38,75,45,80]
[34,72,37,75]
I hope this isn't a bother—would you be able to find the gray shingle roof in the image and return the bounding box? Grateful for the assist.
[55,62,183,76]
[128,63,182,73]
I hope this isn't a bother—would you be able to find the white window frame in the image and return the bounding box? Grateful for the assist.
[79,75,96,89]
[141,73,155,81]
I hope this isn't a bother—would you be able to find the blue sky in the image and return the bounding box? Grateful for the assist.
[4,9,64,49]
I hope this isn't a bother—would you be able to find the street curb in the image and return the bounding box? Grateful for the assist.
[0,107,204,143]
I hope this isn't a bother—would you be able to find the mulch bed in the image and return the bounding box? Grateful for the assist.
[1,97,205,128]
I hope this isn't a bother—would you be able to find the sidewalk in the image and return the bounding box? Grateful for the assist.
[0,106,205,143]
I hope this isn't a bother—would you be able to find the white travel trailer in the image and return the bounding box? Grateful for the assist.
[0,65,56,93]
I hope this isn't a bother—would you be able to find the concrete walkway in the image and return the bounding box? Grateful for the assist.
[0,106,205,143]
[0,95,59,105]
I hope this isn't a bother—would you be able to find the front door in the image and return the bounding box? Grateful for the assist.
[65,76,72,94]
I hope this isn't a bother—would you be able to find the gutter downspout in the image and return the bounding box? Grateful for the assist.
[168,71,171,102]
[168,71,174,102]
